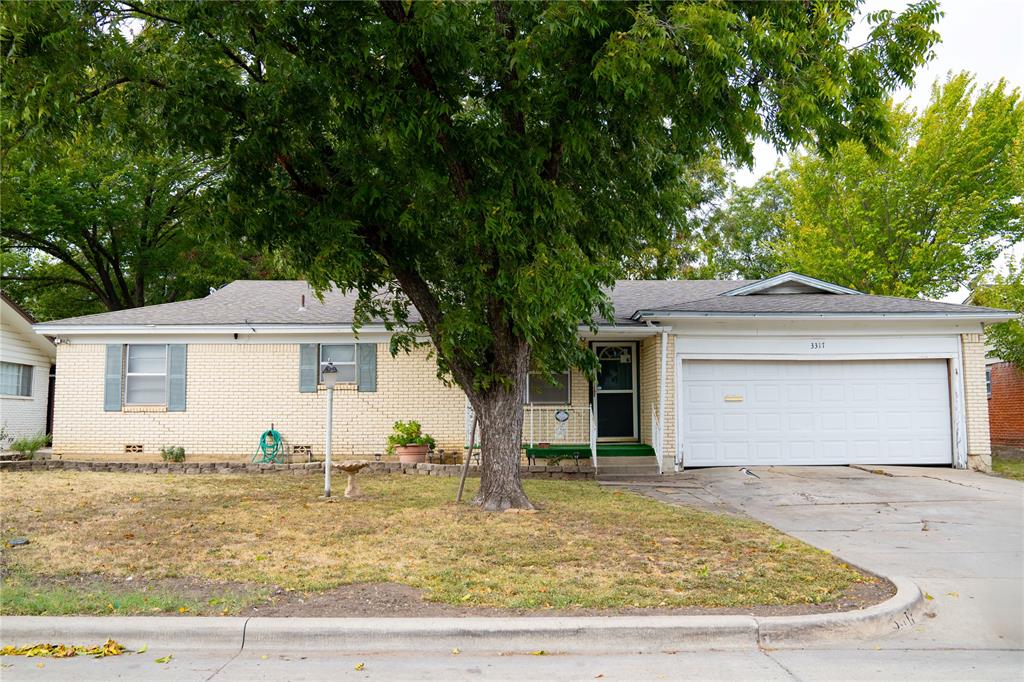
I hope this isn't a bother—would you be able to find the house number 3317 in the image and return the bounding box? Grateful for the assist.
[810,341,826,350]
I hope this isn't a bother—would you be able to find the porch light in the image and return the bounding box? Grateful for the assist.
[322,362,338,498]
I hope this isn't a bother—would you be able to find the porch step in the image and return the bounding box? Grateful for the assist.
[595,455,660,481]
[597,473,668,482]
[595,456,655,467]
[596,444,657,457]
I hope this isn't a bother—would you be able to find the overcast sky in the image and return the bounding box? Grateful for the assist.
[731,0,1024,301]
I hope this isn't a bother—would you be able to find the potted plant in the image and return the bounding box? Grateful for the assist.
[386,420,436,464]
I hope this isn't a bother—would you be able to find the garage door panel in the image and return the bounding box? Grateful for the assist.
[681,359,952,467]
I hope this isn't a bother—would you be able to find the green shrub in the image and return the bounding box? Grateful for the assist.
[160,445,186,462]
[385,420,436,454]
[8,433,49,460]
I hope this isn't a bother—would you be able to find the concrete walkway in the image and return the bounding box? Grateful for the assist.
[620,465,1024,651]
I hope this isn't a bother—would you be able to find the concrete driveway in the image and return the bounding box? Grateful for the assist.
[628,465,1024,651]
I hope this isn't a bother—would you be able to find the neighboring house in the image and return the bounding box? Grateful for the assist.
[1,292,56,446]
[33,272,1013,472]
[986,358,1024,453]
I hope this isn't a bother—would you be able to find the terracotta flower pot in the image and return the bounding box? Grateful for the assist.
[396,444,429,464]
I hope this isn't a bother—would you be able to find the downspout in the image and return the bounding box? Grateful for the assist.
[658,329,668,475]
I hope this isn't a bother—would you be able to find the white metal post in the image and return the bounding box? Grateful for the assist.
[325,386,334,497]
[321,361,339,498]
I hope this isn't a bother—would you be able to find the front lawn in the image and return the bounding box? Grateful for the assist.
[993,454,1024,481]
[0,472,871,615]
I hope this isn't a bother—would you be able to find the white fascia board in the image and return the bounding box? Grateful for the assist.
[578,324,662,338]
[33,323,394,336]
[720,272,863,296]
[635,311,1016,323]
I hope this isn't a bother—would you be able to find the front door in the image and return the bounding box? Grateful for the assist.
[594,342,638,441]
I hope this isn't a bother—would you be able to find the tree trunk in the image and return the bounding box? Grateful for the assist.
[470,342,533,511]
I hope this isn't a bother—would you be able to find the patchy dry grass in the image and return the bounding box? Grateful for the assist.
[1,472,868,612]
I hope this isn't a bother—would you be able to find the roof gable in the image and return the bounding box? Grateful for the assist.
[721,272,862,297]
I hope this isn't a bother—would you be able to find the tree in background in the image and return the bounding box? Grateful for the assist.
[620,154,728,280]
[742,73,1022,298]
[2,132,284,320]
[4,1,940,509]
[972,260,1024,368]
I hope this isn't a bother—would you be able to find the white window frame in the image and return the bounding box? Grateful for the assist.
[986,366,992,399]
[319,343,357,385]
[525,370,571,405]
[124,344,168,406]
[0,362,33,397]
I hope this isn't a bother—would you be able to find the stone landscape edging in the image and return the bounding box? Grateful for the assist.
[0,574,924,653]
[0,459,595,480]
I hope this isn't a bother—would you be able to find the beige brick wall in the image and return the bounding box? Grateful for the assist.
[961,332,992,459]
[52,343,466,460]
[638,334,675,462]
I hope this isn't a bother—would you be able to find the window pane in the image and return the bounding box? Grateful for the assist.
[320,344,354,363]
[338,365,356,383]
[20,365,32,397]
[320,362,357,383]
[126,375,166,404]
[127,345,167,374]
[528,372,570,404]
[0,362,24,396]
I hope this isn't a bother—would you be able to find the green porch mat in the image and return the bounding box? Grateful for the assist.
[523,443,655,459]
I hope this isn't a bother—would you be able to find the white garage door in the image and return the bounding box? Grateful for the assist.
[680,359,952,467]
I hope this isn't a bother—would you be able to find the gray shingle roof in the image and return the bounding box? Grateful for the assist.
[35,278,1010,329]
[633,292,1010,316]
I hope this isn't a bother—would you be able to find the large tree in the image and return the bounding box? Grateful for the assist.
[744,73,1023,298]
[3,0,940,509]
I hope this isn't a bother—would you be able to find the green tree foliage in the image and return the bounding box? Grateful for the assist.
[2,1,940,509]
[1,130,284,320]
[701,175,789,280]
[750,74,1023,298]
[973,260,1024,368]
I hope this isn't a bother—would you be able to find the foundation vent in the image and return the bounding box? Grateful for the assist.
[124,444,144,455]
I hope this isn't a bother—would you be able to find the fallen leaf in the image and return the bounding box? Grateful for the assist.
[451,648,461,655]
[260,655,269,660]
[155,654,173,663]
[530,650,546,656]
[924,593,934,601]
[355,662,365,671]
[136,644,148,654]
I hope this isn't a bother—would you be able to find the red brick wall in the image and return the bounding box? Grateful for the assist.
[988,362,1024,448]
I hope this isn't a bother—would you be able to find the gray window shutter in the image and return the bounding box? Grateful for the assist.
[167,344,187,412]
[299,344,318,393]
[357,343,377,392]
[104,345,123,412]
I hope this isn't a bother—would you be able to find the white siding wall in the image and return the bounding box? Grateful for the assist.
[1,319,53,444]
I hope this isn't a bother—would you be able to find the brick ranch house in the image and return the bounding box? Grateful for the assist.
[986,358,1024,453]
[34,272,1013,473]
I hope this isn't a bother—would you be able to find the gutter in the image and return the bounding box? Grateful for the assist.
[631,311,1017,323]
[35,323,665,337]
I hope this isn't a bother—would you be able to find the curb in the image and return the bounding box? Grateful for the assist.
[0,576,923,654]
[755,575,924,647]
[0,616,247,651]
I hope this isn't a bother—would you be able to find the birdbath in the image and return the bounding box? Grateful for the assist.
[335,460,371,498]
